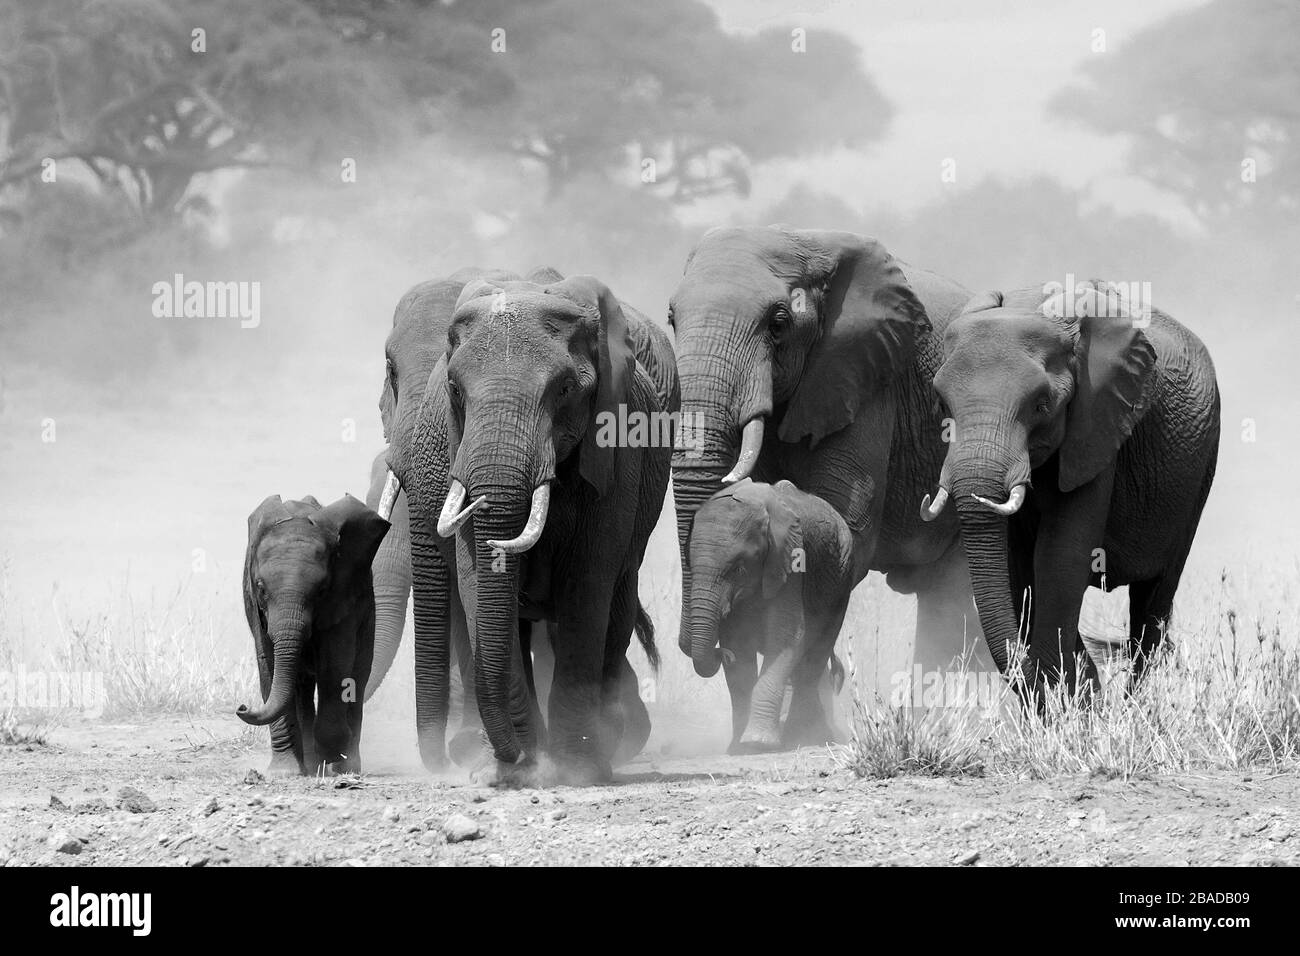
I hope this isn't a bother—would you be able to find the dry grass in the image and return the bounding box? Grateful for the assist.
[1,574,256,721]
[839,569,1300,779]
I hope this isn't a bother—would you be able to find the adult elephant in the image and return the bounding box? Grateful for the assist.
[670,226,982,685]
[374,269,677,780]
[401,274,674,785]
[926,281,1220,692]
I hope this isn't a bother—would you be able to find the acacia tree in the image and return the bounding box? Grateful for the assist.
[0,0,502,219]
[466,0,892,201]
[1050,0,1300,227]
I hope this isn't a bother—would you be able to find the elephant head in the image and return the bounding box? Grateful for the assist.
[669,226,928,657]
[432,275,636,764]
[369,269,521,694]
[686,478,804,677]
[237,495,390,725]
[926,280,1156,672]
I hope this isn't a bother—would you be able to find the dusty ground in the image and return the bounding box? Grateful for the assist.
[2,714,1297,867]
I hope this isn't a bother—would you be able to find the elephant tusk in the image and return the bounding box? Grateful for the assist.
[920,486,949,522]
[970,483,1027,516]
[376,469,401,521]
[487,483,551,554]
[721,417,764,484]
[437,479,487,538]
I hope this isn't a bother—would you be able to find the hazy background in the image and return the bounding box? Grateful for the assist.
[1,0,1296,739]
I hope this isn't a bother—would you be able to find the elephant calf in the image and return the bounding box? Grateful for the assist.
[688,479,851,752]
[236,494,391,776]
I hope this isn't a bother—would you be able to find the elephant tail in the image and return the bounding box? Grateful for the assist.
[634,600,660,673]
[828,652,845,694]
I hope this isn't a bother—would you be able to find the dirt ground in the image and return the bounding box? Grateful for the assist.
[2,714,1297,867]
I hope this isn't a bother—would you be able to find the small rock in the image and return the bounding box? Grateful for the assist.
[383,805,401,823]
[188,856,209,868]
[193,798,219,818]
[117,786,156,814]
[954,849,980,866]
[243,770,265,785]
[442,814,482,843]
[49,831,83,855]
[344,858,367,867]
[545,808,568,823]
[49,794,69,811]
[75,798,111,814]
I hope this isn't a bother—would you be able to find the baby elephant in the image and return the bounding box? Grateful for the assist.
[236,494,390,776]
[687,479,852,752]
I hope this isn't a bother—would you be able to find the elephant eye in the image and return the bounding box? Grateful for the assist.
[666,305,675,329]
[769,305,789,331]
[447,379,463,403]
[559,379,577,399]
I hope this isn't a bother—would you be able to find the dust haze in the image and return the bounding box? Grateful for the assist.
[1,0,1295,759]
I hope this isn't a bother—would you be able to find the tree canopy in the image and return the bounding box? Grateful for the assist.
[0,0,890,218]
[1050,0,1300,227]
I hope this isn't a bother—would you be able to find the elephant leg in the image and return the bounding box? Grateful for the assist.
[295,674,317,774]
[1127,574,1178,685]
[1028,473,1113,693]
[551,580,615,784]
[313,653,355,774]
[912,542,987,677]
[521,619,549,738]
[258,636,304,776]
[740,644,797,752]
[598,573,644,767]
[723,647,758,755]
[783,602,848,747]
[613,657,651,767]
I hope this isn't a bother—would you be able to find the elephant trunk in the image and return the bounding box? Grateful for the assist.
[671,345,772,659]
[236,604,307,725]
[672,471,727,658]
[945,424,1032,674]
[687,583,727,678]
[463,465,538,766]
[365,488,411,701]
[410,522,451,770]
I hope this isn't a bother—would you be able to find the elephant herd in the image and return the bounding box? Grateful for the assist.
[235,226,1221,786]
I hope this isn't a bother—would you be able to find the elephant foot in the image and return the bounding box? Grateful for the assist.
[266,752,305,778]
[470,755,538,789]
[324,757,361,777]
[449,727,494,772]
[736,726,783,754]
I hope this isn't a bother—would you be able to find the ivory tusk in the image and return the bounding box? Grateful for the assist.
[437,479,487,537]
[487,483,551,554]
[376,469,401,521]
[920,486,949,522]
[721,417,764,484]
[970,483,1027,517]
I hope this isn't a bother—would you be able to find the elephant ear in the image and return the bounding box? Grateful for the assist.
[778,232,931,448]
[379,360,396,443]
[549,275,636,497]
[318,494,391,584]
[1059,303,1157,493]
[244,495,289,643]
[762,484,804,600]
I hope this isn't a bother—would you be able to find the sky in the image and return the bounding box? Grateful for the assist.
[703,0,1205,228]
